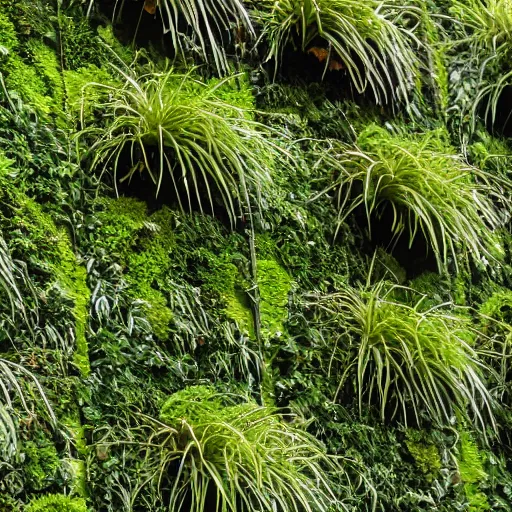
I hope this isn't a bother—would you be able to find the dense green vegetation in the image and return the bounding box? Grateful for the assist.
[1,0,512,510]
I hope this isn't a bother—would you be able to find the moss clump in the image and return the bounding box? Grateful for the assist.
[257,259,292,337]
[0,494,20,512]
[209,72,255,113]
[0,160,90,375]
[92,198,174,339]
[92,197,147,256]
[374,248,406,284]
[22,437,60,491]
[405,430,441,483]
[465,483,490,511]
[197,254,253,335]
[97,25,135,65]
[64,65,116,122]
[25,494,88,512]
[59,255,90,378]
[11,196,91,376]
[160,385,223,427]
[26,40,64,110]
[480,289,512,326]
[0,12,18,52]
[3,55,53,115]
[60,16,108,71]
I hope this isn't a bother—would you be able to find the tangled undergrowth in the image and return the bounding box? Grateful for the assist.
[1,0,512,511]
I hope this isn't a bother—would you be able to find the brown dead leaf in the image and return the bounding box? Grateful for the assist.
[144,0,157,14]
[308,47,344,71]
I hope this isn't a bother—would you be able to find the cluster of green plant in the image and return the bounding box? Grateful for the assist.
[3,0,512,510]
[78,66,279,226]
[139,385,347,512]
[85,0,253,74]
[319,124,510,272]
[254,0,421,103]
[450,0,512,129]
[25,494,88,512]
[303,279,493,427]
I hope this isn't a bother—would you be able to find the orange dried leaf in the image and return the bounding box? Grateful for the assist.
[144,0,157,14]
[308,46,329,63]
[329,59,344,71]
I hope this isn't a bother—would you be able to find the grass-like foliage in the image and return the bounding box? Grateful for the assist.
[137,385,344,511]
[305,280,494,428]
[254,0,421,103]
[87,0,253,74]
[0,158,55,425]
[79,67,276,226]
[322,124,509,272]
[450,0,512,127]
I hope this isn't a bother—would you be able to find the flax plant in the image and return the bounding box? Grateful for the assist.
[85,0,253,74]
[303,281,495,429]
[134,386,353,512]
[318,124,509,272]
[254,0,422,103]
[78,67,278,226]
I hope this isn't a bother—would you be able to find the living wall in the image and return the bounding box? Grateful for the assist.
[1,0,512,510]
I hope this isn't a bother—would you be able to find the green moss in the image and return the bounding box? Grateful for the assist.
[92,198,174,339]
[11,195,91,376]
[160,385,222,427]
[136,285,174,340]
[209,72,255,113]
[0,160,91,375]
[22,437,60,491]
[480,289,512,325]
[27,40,64,109]
[0,12,18,52]
[55,232,91,377]
[0,494,20,512]
[25,494,88,512]
[60,15,108,70]
[93,197,147,256]
[64,65,116,122]
[198,255,254,335]
[405,430,441,483]
[257,259,292,337]
[374,248,406,284]
[465,483,490,511]
[97,25,135,65]
[3,55,53,115]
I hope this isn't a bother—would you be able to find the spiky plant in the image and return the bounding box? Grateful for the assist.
[450,0,512,128]
[303,280,494,428]
[318,124,509,272]
[86,0,253,74]
[254,0,422,103]
[0,233,55,426]
[134,385,349,512]
[78,67,278,226]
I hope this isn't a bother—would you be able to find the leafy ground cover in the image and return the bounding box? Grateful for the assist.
[1,1,512,511]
